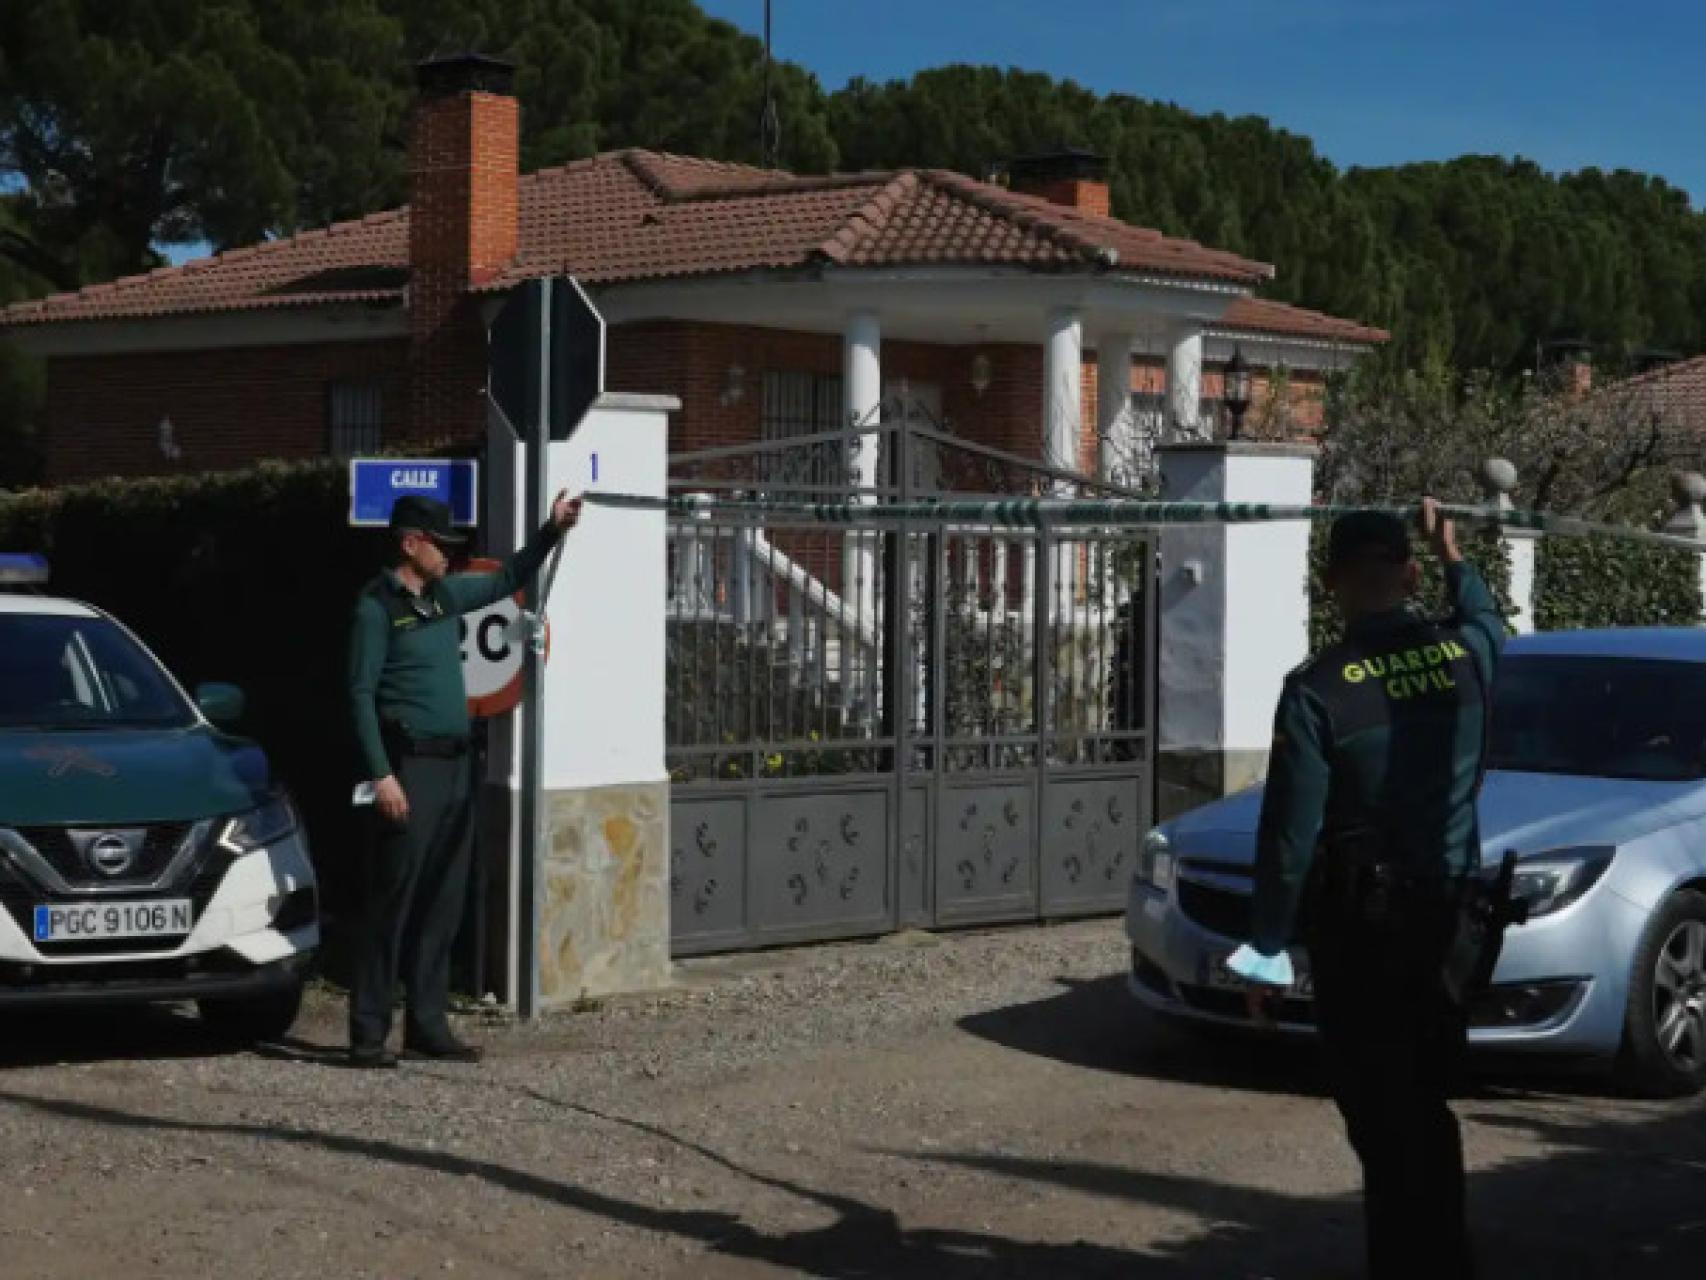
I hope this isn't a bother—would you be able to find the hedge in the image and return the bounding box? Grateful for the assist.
[1534,536,1702,631]
[0,460,408,923]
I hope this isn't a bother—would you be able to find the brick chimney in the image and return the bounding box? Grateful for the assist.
[1007,147,1111,218]
[407,53,520,443]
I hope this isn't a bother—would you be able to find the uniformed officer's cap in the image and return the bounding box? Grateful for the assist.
[1326,510,1411,568]
[389,495,468,546]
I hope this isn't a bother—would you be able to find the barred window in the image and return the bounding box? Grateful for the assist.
[327,381,383,457]
[761,371,843,488]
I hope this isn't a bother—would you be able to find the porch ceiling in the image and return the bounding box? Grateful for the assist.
[587,266,1246,348]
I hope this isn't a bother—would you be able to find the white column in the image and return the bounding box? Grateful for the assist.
[1166,324,1204,442]
[1044,308,1084,478]
[842,310,882,719]
[844,309,883,472]
[1664,471,1706,622]
[1481,459,1535,634]
[1096,331,1136,485]
[1156,441,1316,818]
[1506,531,1538,635]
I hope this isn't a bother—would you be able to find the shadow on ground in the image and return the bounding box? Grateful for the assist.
[4,1075,1704,1279]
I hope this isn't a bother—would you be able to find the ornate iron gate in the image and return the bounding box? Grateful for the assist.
[666,411,1156,955]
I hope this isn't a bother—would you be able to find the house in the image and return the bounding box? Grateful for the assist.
[0,54,1386,489]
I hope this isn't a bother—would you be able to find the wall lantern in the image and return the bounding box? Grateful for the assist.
[721,364,746,406]
[969,351,993,397]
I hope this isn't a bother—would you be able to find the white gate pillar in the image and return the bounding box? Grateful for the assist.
[1480,458,1536,634]
[484,393,679,1006]
[1156,441,1316,818]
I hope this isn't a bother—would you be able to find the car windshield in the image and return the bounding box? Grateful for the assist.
[0,613,195,731]
[1488,654,1706,782]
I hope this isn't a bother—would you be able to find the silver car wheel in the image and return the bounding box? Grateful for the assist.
[1652,919,1706,1072]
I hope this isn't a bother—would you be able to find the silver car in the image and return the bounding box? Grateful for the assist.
[1127,627,1706,1097]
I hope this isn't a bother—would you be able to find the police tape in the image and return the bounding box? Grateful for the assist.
[580,492,1706,554]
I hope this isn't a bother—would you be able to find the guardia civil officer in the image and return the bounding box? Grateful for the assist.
[1243,499,1504,1278]
[346,490,580,1068]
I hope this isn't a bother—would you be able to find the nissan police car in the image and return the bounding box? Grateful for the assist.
[0,554,317,1042]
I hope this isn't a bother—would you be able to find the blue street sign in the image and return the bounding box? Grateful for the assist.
[348,459,479,528]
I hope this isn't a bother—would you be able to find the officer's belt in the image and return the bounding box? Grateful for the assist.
[382,726,470,759]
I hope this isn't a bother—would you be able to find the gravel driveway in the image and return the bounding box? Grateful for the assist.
[1,919,1703,1279]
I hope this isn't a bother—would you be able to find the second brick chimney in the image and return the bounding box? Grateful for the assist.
[1007,147,1111,218]
[408,53,520,443]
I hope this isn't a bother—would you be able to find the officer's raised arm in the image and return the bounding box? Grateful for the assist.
[1251,677,1331,957]
[1421,496,1505,683]
[442,490,582,614]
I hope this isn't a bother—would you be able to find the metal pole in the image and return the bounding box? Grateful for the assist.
[518,280,554,1020]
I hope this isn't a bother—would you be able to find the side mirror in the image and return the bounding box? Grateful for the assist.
[195,682,246,728]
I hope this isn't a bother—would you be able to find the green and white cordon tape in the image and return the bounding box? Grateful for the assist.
[582,492,1706,554]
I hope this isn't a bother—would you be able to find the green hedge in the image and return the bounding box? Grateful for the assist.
[1534,536,1702,631]
[0,461,401,921]
[1308,524,1514,653]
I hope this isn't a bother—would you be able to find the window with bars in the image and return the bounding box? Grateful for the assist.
[761,371,844,488]
[327,381,383,457]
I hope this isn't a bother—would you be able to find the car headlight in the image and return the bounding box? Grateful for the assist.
[217,794,300,857]
[1137,829,1175,892]
[1510,846,1615,918]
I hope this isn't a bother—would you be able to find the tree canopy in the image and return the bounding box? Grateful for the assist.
[3,2,1705,484]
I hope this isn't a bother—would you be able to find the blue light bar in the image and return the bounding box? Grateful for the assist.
[0,553,50,585]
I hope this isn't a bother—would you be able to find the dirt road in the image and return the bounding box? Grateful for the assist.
[1,920,1702,1279]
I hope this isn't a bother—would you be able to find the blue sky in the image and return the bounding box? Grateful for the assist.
[699,0,1706,205]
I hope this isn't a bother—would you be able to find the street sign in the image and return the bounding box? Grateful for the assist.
[458,558,548,719]
[489,275,605,443]
[349,458,479,527]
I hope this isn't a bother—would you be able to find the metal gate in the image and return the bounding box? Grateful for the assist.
[666,410,1156,955]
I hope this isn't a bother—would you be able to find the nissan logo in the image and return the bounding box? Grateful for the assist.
[87,833,135,878]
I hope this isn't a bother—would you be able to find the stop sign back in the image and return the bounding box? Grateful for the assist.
[459,557,548,718]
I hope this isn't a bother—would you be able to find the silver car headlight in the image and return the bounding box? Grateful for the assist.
[217,794,300,857]
[1137,829,1175,892]
[1510,846,1615,918]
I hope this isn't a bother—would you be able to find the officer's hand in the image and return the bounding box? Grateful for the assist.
[550,490,582,533]
[1418,496,1462,564]
[374,776,409,826]
[1245,984,1283,1027]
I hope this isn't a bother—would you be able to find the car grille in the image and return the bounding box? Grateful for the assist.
[9,822,195,887]
[0,826,227,958]
[1176,876,1253,942]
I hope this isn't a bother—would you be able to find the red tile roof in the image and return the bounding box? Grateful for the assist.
[0,151,1392,345]
[1215,296,1388,346]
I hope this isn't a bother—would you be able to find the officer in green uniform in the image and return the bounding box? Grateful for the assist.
[346,490,579,1068]
[1244,499,1504,1279]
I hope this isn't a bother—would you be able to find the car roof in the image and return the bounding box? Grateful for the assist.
[0,593,99,618]
[1506,627,1706,662]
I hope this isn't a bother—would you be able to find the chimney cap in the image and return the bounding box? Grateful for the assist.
[1636,347,1684,373]
[1007,146,1110,186]
[415,52,517,98]
[1540,336,1593,363]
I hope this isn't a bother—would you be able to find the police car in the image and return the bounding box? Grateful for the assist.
[0,554,317,1041]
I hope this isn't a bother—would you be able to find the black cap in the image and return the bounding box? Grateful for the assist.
[388,495,468,545]
[1326,510,1410,568]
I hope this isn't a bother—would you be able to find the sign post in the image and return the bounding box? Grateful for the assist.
[487,275,605,1019]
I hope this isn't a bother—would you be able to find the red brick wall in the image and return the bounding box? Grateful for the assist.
[43,339,410,483]
[408,88,519,445]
